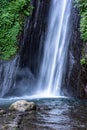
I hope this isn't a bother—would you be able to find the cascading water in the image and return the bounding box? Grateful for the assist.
[0,56,19,97]
[36,0,72,97]
[0,0,72,98]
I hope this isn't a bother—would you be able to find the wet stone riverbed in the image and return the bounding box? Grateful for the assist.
[0,98,87,130]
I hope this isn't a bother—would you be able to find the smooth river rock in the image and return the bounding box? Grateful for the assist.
[0,108,6,114]
[9,100,36,112]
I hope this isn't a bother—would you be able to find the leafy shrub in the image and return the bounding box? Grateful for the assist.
[76,0,87,41]
[80,58,87,65]
[0,0,33,60]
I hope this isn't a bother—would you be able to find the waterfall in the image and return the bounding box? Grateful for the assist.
[0,0,72,98]
[0,56,19,97]
[36,0,72,97]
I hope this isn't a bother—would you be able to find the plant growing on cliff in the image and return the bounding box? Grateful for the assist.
[76,0,87,41]
[80,58,87,65]
[0,0,33,60]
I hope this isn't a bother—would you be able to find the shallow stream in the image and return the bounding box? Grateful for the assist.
[0,97,87,130]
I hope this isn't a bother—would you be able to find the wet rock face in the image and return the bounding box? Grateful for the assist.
[79,63,87,99]
[0,111,23,130]
[0,57,19,97]
[19,0,51,76]
[66,5,87,99]
[79,42,87,98]
[64,5,83,97]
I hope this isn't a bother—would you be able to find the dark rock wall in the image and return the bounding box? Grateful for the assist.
[19,0,51,76]
[64,4,83,98]
[78,42,87,99]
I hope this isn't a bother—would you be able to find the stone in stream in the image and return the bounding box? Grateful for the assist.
[0,108,6,114]
[9,100,36,112]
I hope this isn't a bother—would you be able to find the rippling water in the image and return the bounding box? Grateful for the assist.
[20,98,87,130]
[0,98,87,130]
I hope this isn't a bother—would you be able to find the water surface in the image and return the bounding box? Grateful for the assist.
[1,98,86,130]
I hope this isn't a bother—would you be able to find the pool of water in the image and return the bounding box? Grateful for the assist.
[0,97,87,130]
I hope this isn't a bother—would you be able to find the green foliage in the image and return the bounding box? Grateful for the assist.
[76,0,87,41]
[0,0,33,60]
[80,58,87,65]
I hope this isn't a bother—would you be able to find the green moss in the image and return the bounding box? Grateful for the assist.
[0,0,33,60]
[76,0,87,41]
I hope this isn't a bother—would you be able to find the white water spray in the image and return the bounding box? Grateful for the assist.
[36,0,72,97]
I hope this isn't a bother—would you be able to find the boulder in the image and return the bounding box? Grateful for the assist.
[0,108,6,114]
[9,100,36,112]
